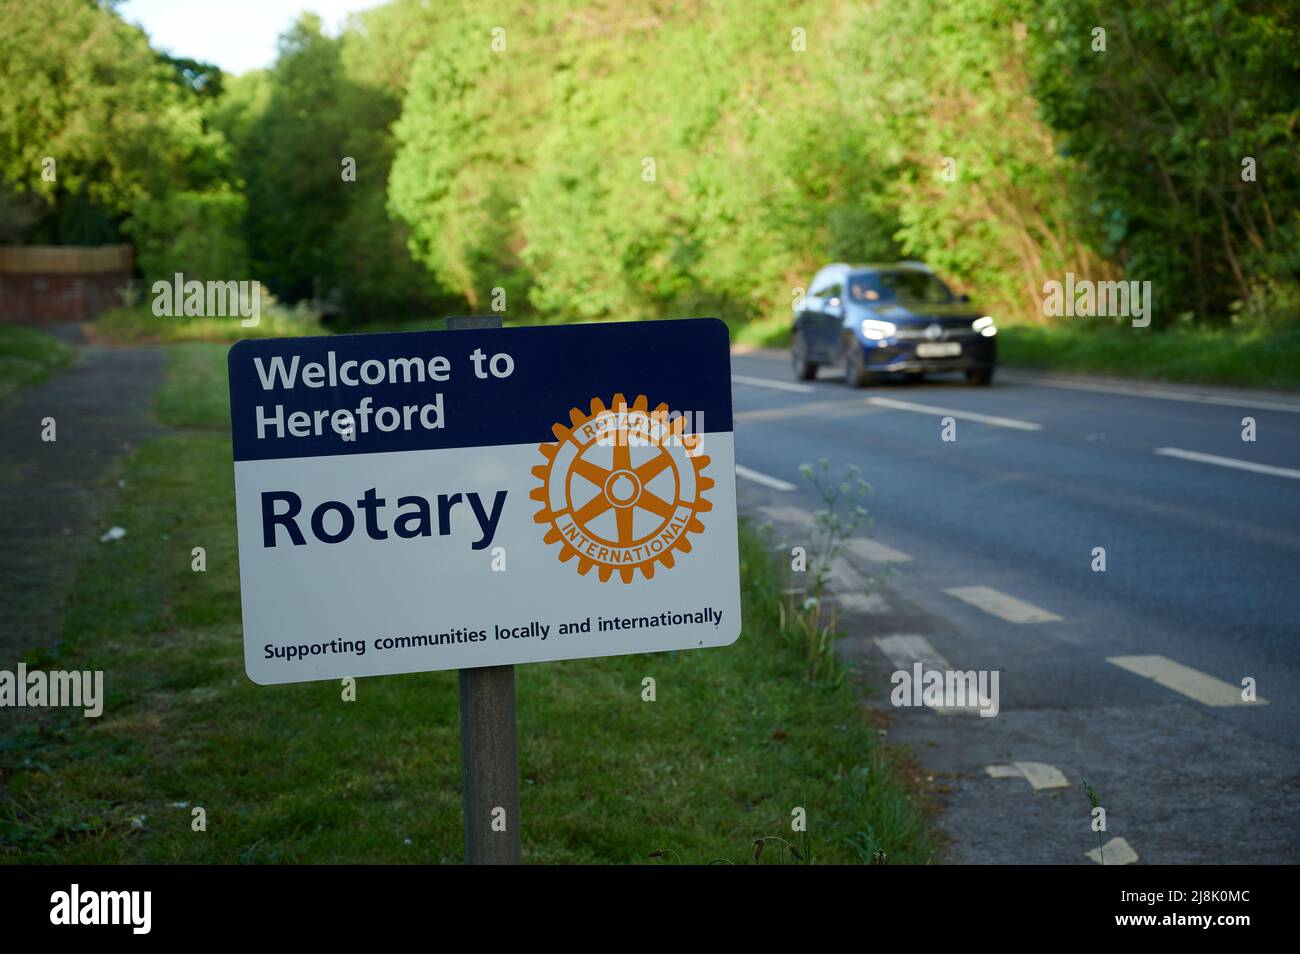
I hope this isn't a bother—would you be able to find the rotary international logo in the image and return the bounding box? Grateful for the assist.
[531,394,713,582]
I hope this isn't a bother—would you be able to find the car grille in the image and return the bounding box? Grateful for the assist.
[894,322,976,341]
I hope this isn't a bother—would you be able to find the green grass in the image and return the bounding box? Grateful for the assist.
[95,301,799,354]
[721,312,1300,391]
[726,313,791,350]
[91,303,322,345]
[157,343,232,430]
[0,325,77,407]
[999,321,1300,390]
[0,342,934,864]
[84,298,1300,394]
[327,313,544,335]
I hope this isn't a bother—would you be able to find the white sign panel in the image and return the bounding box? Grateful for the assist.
[227,319,740,684]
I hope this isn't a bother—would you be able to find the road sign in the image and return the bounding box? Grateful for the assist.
[228,318,741,685]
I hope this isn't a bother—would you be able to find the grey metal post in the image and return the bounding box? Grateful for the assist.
[445,314,521,865]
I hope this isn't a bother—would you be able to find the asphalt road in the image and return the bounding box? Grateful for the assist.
[729,348,1300,864]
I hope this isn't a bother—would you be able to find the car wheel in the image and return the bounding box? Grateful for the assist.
[905,371,925,384]
[966,367,994,386]
[791,332,818,381]
[844,342,872,388]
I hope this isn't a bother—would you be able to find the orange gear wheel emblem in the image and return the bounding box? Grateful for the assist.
[531,394,713,583]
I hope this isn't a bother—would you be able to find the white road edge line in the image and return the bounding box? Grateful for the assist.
[1154,447,1300,481]
[1000,371,1300,415]
[945,585,1062,623]
[731,373,815,395]
[1107,654,1267,707]
[867,396,1043,431]
[735,465,797,491]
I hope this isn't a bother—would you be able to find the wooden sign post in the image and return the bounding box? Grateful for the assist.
[445,315,521,865]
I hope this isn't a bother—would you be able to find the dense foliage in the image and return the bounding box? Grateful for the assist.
[1030,0,1300,326]
[0,0,235,254]
[1,0,1296,329]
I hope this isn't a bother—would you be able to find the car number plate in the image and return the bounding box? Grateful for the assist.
[917,342,961,358]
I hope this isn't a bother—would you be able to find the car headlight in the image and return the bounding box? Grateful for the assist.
[861,319,897,340]
[972,315,997,337]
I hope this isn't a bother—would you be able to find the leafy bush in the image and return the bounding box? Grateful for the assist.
[123,188,249,286]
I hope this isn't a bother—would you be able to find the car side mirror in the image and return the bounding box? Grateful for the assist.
[826,297,844,316]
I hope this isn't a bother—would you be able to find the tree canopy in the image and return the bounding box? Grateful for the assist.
[2,0,1295,328]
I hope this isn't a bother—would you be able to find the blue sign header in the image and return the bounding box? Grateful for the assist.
[228,318,733,462]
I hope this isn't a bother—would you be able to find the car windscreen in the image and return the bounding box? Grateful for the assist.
[849,271,954,304]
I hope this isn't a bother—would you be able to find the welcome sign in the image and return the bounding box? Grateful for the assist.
[227,318,740,685]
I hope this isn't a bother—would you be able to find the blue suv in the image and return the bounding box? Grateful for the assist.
[791,262,996,386]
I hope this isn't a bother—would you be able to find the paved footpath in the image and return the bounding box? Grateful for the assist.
[0,329,163,659]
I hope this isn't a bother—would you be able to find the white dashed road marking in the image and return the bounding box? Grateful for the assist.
[985,764,1023,779]
[872,634,982,716]
[735,465,797,491]
[1087,837,1139,866]
[866,396,1043,431]
[751,507,891,614]
[875,634,950,671]
[828,559,891,614]
[830,557,868,593]
[1015,761,1069,791]
[838,591,890,614]
[1154,447,1300,481]
[844,536,911,563]
[945,585,1062,623]
[754,507,910,563]
[1107,655,1267,707]
[731,373,815,394]
[984,762,1069,791]
[756,504,812,525]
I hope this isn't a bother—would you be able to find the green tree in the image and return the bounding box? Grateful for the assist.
[0,0,233,239]
[122,188,249,286]
[231,15,352,301]
[210,8,454,319]
[1030,0,1300,324]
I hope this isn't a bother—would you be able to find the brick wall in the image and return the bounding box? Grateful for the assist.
[0,245,134,324]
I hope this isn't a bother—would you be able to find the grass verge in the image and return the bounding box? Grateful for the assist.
[80,304,1300,393]
[89,304,322,345]
[726,313,791,350]
[0,343,933,864]
[91,302,798,355]
[999,321,1300,390]
[0,325,77,408]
